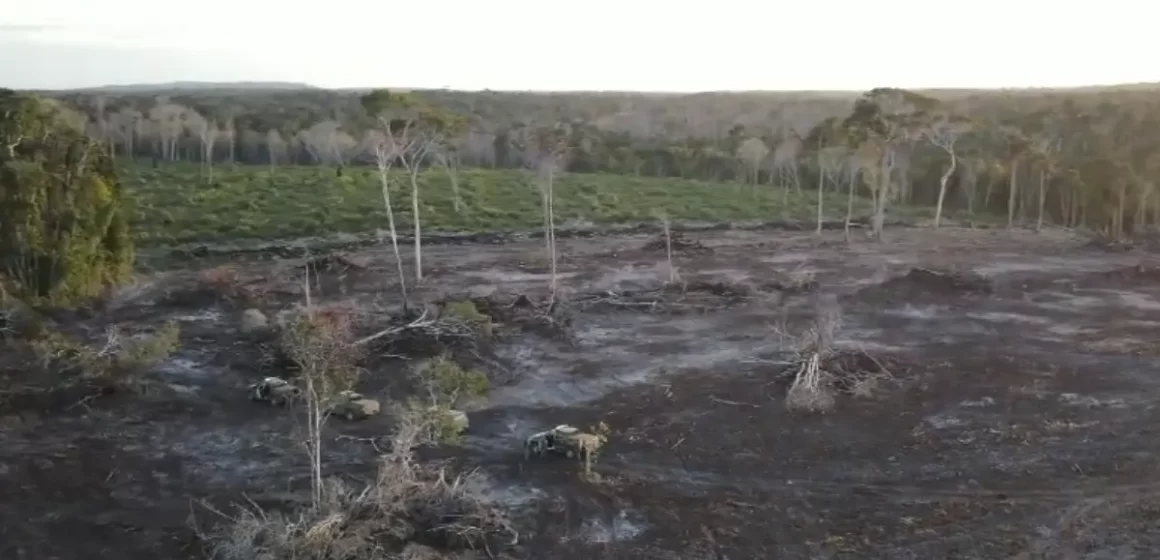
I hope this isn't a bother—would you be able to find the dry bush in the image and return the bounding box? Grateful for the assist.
[777,293,896,413]
[201,404,517,560]
[641,230,711,254]
[464,293,574,342]
[407,354,489,444]
[29,320,180,391]
[773,265,819,293]
[439,300,494,339]
[163,265,273,309]
[782,296,841,413]
[415,354,489,407]
[279,306,363,393]
[355,306,484,359]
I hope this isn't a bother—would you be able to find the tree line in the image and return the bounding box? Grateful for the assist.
[39,83,1160,239]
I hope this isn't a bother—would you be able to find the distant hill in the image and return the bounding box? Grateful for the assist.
[54,81,321,94]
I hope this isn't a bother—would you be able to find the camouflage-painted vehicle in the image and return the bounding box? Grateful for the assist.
[327,390,381,421]
[248,377,301,406]
[524,424,607,471]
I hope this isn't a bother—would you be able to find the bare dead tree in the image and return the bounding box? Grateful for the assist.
[265,129,287,171]
[856,139,897,241]
[109,107,142,158]
[536,145,567,300]
[924,116,972,228]
[298,120,341,165]
[657,213,680,284]
[369,129,412,310]
[148,102,186,161]
[960,157,984,216]
[184,111,218,183]
[434,148,463,213]
[844,154,860,242]
[1031,135,1061,232]
[736,137,769,186]
[772,136,802,214]
[817,146,848,236]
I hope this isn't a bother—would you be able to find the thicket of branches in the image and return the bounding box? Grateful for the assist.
[37,83,1160,238]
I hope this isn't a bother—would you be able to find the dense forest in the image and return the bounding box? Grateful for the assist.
[33,83,1160,239]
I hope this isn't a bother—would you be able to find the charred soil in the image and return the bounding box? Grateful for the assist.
[3,227,1160,559]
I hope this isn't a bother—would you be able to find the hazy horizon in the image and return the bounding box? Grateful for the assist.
[4,0,1157,92]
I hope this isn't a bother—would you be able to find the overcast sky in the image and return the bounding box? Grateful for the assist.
[3,0,1157,92]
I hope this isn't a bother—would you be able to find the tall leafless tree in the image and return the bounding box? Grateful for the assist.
[736,137,769,186]
[924,116,972,228]
[368,129,412,309]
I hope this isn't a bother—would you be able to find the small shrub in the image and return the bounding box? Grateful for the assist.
[439,300,494,339]
[409,354,488,445]
[30,320,180,390]
[402,399,469,445]
[201,399,517,559]
[0,296,47,340]
[195,265,271,307]
[425,354,489,407]
[278,306,363,396]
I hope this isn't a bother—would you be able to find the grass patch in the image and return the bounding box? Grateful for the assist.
[122,163,885,246]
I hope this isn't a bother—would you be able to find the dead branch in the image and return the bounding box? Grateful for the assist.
[354,309,433,346]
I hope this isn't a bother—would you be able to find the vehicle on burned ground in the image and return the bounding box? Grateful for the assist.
[524,424,609,472]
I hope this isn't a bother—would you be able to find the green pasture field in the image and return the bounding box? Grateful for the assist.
[122,163,884,246]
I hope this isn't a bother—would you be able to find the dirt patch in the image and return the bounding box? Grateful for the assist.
[1087,262,1160,286]
[860,266,993,300]
[640,231,711,254]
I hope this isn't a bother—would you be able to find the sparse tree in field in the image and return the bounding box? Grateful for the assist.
[222,116,236,165]
[365,128,411,310]
[361,89,464,283]
[537,142,566,300]
[297,119,352,174]
[148,102,186,161]
[265,129,287,171]
[279,284,363,508]
[804,116,848,236]
[959,156,986,217]
[655,211,680,284]
[923,114,972,228]
[183,111,219,183]
[1029,134,1062,232]
[330,131,358,176]
[843,153,861,241]
[999,126,1031,229]
[90,96,113,157]
[772,135,802,212]
[816,146,849,236]
[853,139,893,240]
[109,107,142,158]
[434,143,464,213]
[516,125,569,299]
[842,88,936,240]
[736,136,768,186]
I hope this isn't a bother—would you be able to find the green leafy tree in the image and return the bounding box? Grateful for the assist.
[0,90,133,306]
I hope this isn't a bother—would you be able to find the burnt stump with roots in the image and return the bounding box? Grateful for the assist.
[778,294,895,413]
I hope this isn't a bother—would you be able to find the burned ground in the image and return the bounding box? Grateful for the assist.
[3,227,1160,559]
